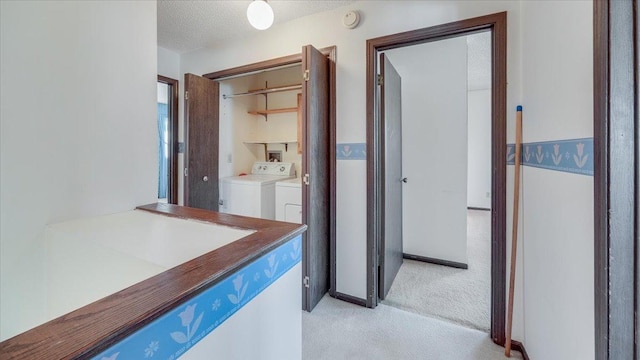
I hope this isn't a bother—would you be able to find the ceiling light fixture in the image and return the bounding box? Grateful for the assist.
[247,0,274,30]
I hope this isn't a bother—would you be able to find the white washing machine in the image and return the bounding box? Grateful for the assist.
[275,178,302,224]
[220,162,295,220]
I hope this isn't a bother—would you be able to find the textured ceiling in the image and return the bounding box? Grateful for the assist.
[158,0,355,54]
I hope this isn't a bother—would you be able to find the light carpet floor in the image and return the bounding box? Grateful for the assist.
[302,295,522,360]
[382,209,491,332]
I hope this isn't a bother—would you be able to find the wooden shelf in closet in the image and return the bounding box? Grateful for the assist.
[247,107,298,116]
[225,84,302,99]
[243,140,298,145]
[247,83,302,95]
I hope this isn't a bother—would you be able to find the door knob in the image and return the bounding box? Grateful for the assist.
[203,176,209,182]
[401,177,408,183]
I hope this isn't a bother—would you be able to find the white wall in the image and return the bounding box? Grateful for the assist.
[467,88,492,209]
[179,0,524,341]
[183,264,302,360]
[0,0,157,339]
[520,1,594,359]
[158,46,180,80]
[466,31,492,209]
[385,37,469,265]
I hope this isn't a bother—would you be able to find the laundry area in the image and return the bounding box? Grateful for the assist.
[190,46,333,314]
[217,65,303,223]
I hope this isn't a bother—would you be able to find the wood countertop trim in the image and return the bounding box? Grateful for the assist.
[0,203,306,359]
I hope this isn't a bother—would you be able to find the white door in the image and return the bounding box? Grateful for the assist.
[379,53,404,300]
[390,37,469,265]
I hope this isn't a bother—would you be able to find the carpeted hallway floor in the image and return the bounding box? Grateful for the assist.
[382,209,492,332]
[302,295,521,360]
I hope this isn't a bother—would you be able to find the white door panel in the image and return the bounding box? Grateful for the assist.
[388,37,469,264]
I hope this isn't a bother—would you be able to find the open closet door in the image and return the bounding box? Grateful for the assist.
[184,73,219,211]
[301,45,330,311]
[379,53,403,300]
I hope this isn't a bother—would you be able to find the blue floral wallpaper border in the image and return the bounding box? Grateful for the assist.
[507,137,593,176]
[337,143,366,160]
[93,235,303,360]
[337,138,593,176]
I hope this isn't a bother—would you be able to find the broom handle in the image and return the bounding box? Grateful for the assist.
[505,105,522,357]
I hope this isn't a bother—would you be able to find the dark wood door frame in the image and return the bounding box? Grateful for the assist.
[203,47,338,301]
[593,0,639,358]
[366,12,508,346]
[158,75,179,205]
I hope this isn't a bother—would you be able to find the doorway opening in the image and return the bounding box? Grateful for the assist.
[157,75,179,204]
[183,46,337,312]
[378,31,493,333]
[365,12,508,346]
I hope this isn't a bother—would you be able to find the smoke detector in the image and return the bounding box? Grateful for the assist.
[342,10,360,29]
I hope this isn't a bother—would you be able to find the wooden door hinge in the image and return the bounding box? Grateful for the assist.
[185,91,189,100]
[303,70,310,82]
[303,276,310,288]
[377,75,384,86]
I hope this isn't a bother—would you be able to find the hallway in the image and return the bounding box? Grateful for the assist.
[302,295,521,360]
[383,209,491,332]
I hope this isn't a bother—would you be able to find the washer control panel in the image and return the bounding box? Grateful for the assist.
[251,162,295,176]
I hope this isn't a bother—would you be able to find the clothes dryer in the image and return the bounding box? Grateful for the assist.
[219,162,295,220]
[275,178,302,223]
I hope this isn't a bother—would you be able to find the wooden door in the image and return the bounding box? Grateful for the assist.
[379,54,403,300]
[301,45,330,311]
[184,73,219,211]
